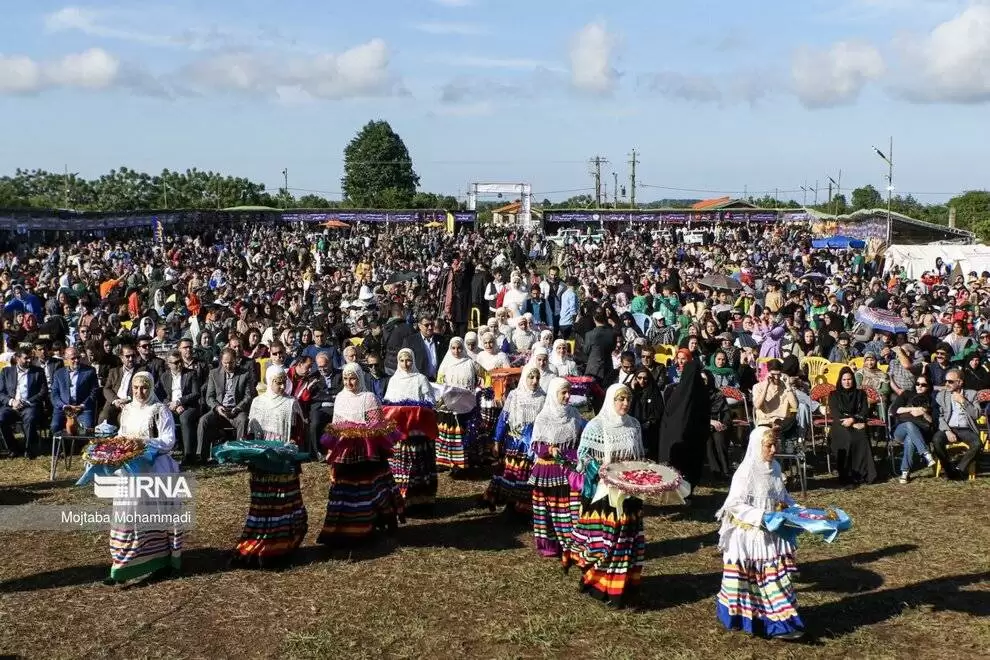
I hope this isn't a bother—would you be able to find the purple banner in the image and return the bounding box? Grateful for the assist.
[544,210,781,224]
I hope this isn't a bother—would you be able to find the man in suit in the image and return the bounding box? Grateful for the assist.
[402,314,441,381]
[0,347,49,458]
[583,308,618,386]
[383,304,414,374]
[197,348,255,462]
[308,351,341,457]
[98,342,139,426]
[50,346,98,435]
[177,337,210,407]
[158,350,201,464]
[933,368,984,480]
[136,335,166,381]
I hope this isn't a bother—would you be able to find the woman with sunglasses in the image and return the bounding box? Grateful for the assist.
[891,378,937,484]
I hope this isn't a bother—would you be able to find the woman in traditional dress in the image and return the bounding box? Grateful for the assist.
[549,339,578,377]
[218,366,308,566]
[435,337,482,473]
[658,360,710,497]
[475,331,511,463]
[318,363,404,545]
[564,384,646,606]
[483,363,546,514]
[715,426,805,641]
[105,371,182,584]
[382,348,439,509]
[528,345,555,384]
[828,366,876,485]
[529,377,584,558]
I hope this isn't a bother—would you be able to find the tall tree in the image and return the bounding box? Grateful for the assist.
[850,185,884,211]
[341,120,419,208]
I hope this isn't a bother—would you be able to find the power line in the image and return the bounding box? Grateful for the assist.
[589,156,608,207]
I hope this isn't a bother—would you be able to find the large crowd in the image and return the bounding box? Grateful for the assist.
[2,218,987,640]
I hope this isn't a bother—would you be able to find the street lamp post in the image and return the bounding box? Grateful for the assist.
[873,137,893,244]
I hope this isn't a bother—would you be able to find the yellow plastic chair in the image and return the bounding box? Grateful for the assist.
[849,357,865,370]
[824,362,849,385]
[878,363,889,373]
[934,443,977,481]
[655,346,675,364]
[349,337,364,347]
[469,307,481,330]
[256,357,271,389]
[801,356,830,385]
[566,339,576,356]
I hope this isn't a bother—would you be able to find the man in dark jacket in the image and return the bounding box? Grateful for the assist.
[0,347,49,457]
[158,350,201,463]
[583,309,618,386]
[308,351,341,457]
[383,304,414,375]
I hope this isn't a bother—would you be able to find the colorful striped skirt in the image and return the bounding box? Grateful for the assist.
[529,457,580,558]
[389,431,438,509]
[317,460,403,544]
[483,432,534,514]
[109,510,182,582]
[233,467,308,563]
[563,490,645,605]
[436,405,477,471]
[716,555,804,638]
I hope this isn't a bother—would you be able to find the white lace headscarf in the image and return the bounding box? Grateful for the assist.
[531,377,583,448]
[384,348,435,404]
[526,344,553,380]
[475,331,509,371]
[248,366,298,443]
[464,331,480,359]
[548,339,577,376]
[715,426,790,522]
[503,363,546,432]
[438,337,477,389]
[333,363,381,423]
[577,383,643,465]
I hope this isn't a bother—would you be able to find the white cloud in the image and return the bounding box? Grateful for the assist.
[639,72,723,103]
[413,21,486,35]
[569,21,617,95]
[0,55,42,93]
[178,38,400,100]
[0,48,121,94]
[896,4,990,103]
[44,6,176,47]
[791,41,885,107]
[46,48,120,89]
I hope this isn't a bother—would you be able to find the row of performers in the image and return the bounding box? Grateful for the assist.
[221,349,810,637]
[89,356,808,639]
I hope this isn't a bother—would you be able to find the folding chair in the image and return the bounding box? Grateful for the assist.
[809,382,836,473]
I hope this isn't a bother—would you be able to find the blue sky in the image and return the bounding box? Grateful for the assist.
[1,0,988,205]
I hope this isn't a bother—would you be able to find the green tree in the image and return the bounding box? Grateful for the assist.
[850,185,883,211]
[945,191,990,232]
[296,194,336,209]
[341,120,419,208]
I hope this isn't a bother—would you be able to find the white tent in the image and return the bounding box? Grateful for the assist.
[884,244,990,279]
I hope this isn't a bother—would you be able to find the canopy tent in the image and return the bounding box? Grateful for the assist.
[810,236,866,250]
[883,244,990,279]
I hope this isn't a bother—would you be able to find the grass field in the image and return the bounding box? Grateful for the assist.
[1,453,988,660]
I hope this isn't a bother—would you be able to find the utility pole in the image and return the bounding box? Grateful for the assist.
[63,164,69,209]
[628,149,638,208]
[613,172,619,208]
[589,156,607,207]
[281,168,289,208]
[162,180,168,209]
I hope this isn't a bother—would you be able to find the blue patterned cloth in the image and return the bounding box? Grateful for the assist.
[763,506,851,545]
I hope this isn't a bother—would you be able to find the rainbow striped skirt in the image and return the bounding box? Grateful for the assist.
[716,554,804,637]
[234,467,308,563]
[318,459,403,544]
[563,486,645,605]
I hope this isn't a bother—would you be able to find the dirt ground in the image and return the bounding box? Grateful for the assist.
[1,454,988,660]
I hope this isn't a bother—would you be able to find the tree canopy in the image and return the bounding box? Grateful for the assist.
[341,120,420,209]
